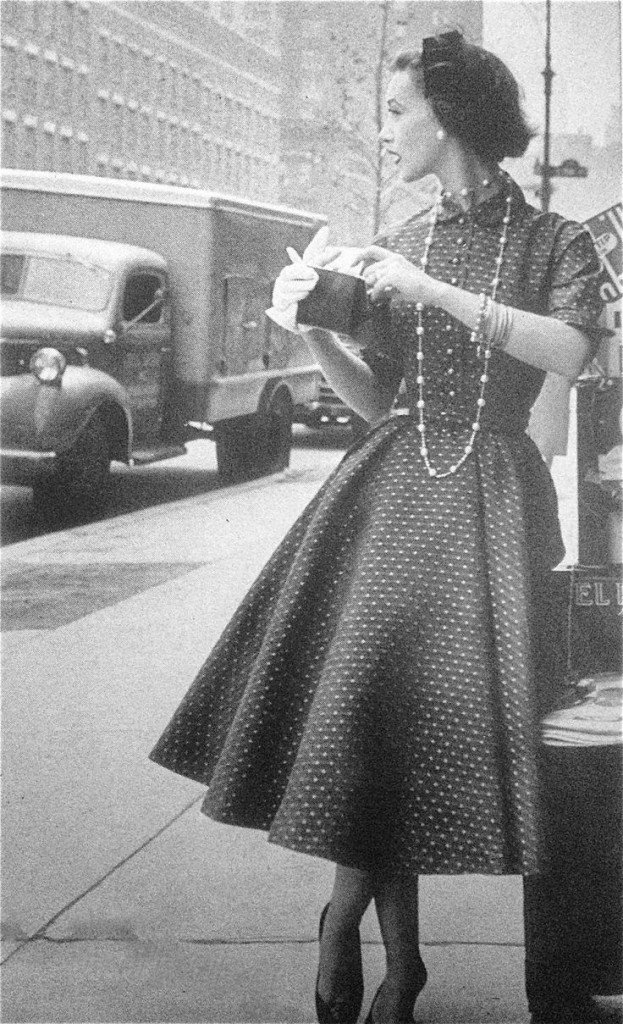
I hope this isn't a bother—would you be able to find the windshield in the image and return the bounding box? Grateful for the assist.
[1,253,113,312]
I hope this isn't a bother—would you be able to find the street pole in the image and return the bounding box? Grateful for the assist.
[541,0,555,212]
[373,0,390,237]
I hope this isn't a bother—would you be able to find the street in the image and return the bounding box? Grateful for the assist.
[0,427,354,548]
[1,428,613,1024]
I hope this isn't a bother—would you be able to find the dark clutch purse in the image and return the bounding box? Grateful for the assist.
[297,268,369,335]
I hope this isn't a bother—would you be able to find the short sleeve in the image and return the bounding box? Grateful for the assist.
[546,222,610,355]
[353,233,405,397]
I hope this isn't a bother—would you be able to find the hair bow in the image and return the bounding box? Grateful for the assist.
[421,30,465,100]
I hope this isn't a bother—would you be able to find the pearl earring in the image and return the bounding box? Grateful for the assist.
[436,128,446,142]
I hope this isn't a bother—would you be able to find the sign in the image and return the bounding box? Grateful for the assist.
[534,157,589,178]
[585,203,623,304]
[550,568,623,677]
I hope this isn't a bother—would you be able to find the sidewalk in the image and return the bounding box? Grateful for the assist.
[0,439,603,1024]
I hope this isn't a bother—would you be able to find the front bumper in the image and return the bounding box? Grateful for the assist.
[295,397,354,427]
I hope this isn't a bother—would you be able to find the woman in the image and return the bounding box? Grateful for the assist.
[150,32,607,1024]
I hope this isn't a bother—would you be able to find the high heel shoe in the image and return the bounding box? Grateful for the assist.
[315,902,365,1024]
[364,962,428,1024]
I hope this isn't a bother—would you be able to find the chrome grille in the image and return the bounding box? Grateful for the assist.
[318,382,347,408]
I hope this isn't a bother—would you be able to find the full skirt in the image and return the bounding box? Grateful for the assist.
[150,416,564,876]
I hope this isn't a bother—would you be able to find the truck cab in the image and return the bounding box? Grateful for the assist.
[1,231,173,509]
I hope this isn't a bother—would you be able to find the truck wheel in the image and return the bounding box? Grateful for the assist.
[256,388,293,475]
[32,411,112,517]
[214,416,256,485]
[215,391,293,485]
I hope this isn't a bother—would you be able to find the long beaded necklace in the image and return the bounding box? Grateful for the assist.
[415,183,513,479]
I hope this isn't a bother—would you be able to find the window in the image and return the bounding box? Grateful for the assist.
[1,254,25,296]
[1,253,112,311]
[122,273,163,323]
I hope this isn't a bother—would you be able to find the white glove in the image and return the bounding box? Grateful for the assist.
[266,226,330,332]
[322,247,365,276]
[268,261,318,332]
[301,225,331,264]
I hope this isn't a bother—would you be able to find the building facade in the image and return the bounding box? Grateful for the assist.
[1,1,282,202]
[1,1,482,240]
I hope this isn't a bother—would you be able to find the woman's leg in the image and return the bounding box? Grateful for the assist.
[316,865,374,1003]
[368,873,426,1024]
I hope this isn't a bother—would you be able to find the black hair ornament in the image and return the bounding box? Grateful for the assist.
[421,30,467,102]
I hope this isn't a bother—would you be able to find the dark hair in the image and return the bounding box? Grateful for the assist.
[392,32,535,164]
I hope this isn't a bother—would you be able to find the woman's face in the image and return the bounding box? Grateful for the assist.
[380,70,443,182]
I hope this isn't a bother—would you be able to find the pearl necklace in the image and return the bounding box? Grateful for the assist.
[443,177,492,202]
[414,183,513,479]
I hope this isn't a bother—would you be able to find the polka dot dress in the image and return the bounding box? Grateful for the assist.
[149,177,606,877]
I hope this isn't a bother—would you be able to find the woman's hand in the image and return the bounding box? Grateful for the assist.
[268,226,330,331]
[271,260,319,327]
[360,247,445,306]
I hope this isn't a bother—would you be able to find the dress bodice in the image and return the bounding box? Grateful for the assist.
[359,177,606,435]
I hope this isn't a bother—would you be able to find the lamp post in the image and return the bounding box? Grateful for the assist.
[372,0,390,236]
[535,0,588,195]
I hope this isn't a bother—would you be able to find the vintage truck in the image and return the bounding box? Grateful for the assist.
[0,169,325,508]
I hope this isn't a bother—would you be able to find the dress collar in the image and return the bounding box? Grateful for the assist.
[435,174,526,225]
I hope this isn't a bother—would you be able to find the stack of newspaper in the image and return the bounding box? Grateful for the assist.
[542,672,623,746]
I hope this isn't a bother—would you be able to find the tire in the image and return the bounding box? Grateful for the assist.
[297,409,322,430]
[215,391,293,485]
[214,415,257,486]
[256,388,293,476]
[32,411,111,518]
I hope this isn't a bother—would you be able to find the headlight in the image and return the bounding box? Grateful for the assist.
[29,347,67,384]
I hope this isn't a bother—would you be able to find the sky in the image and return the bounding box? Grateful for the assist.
[482,0,621,147]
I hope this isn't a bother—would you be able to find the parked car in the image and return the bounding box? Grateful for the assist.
[295,337,409,443]
[293,337,368,440]
[0,170,325,509]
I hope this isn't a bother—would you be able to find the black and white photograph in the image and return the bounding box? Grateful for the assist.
[1,1,621,1022]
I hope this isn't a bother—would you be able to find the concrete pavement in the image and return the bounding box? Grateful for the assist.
[0,436,617,1022]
